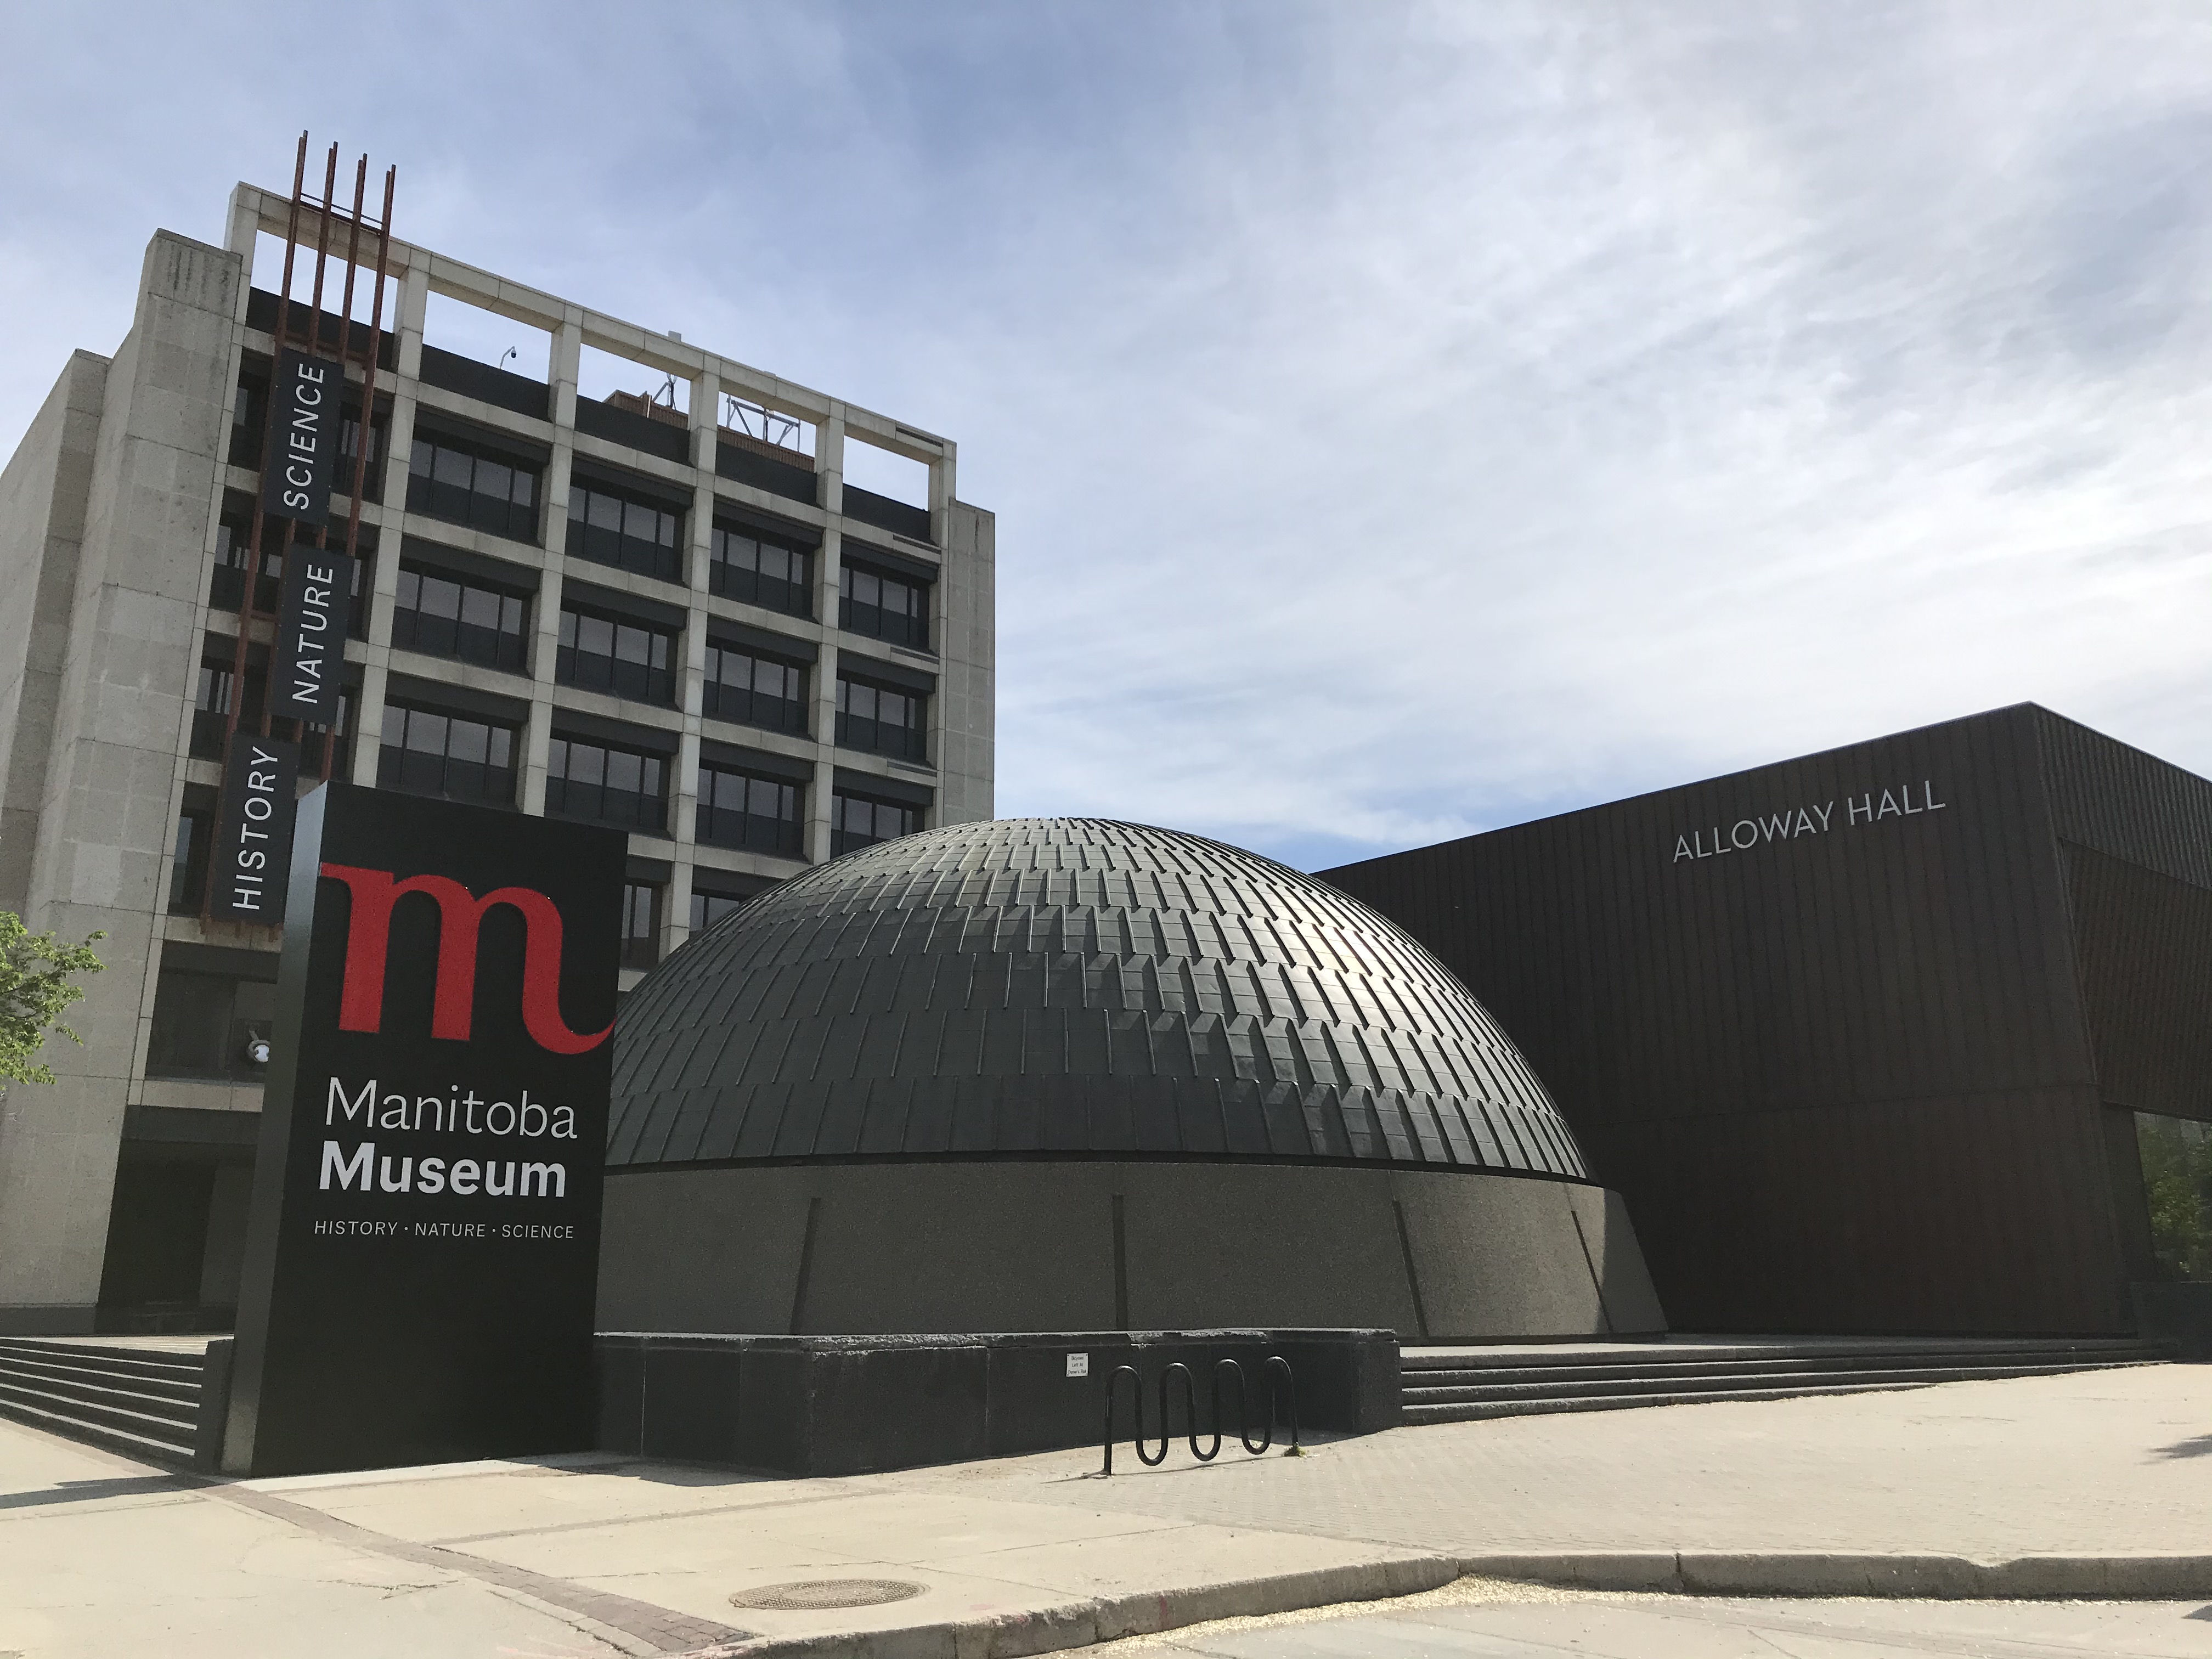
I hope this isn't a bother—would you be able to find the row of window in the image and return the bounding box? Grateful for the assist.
[399,430,928,641]
[382,572,918,754]
[210,520,373,627]
[556,610,676,706]
[200,587,921,780]
[834,676,927,763]
[616,879,782,972]
[190,658,357,763]
[238,366,933,640]
[231,379,385,494]
[393,566,530,671]
[370,704,917,854]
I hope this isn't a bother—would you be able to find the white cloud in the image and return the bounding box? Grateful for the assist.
[3,2,2209,868]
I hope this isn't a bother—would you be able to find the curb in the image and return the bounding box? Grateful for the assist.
[1460,1550,2212,1600]
[689,1554,1462,1659]
[686,1549,2212,1658]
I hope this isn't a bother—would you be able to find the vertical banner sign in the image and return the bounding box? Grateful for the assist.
[269,546,357,724]
[210,737,300,923]
[259,348,346,527]
[225,782,626,1476]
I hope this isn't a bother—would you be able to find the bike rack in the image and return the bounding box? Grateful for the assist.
[1101,1355,1299,1475]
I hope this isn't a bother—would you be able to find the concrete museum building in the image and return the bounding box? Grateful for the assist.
[0,178,996,1335]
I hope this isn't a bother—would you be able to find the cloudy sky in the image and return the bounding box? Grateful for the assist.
[5,3,2209,870]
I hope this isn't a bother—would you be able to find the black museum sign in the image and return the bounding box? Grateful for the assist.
[224,782,626,1476]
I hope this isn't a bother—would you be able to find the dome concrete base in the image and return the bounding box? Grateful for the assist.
[597,1160,1666,1342]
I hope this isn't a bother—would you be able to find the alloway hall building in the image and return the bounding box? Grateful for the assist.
[1323,704,2212,1338]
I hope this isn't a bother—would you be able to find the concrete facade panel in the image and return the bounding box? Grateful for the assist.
[1568,1183,1669,1334]
[597,1158,1623,1341]
[0,353,106,915]
[0,231,239,1322]
[1397,1171,1609,1339]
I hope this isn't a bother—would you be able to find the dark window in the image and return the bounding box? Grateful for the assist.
[546,736,665,834]
[210,517,281,614]
[831,791,919,856]
[376,704,517,806]
[190,662,246,759]
[407,433,540,542]
[702,642,806,735]
[556,608,677,705]
[695,765,803,857]
[417,344,550,421]
[167,810,212,915]
[392,567,530,672]
[835,675,927,762]
[839,562,928,648]
[212,523,373,632]
[230,376,268,469]
[325,684,358,764]
[709,524,811,617]
[687,886,760,936]
[337,407,388,502]
[146,967,279,1083]
[566,481,684,583]
[841,482,933,543]
[620,881,661,973]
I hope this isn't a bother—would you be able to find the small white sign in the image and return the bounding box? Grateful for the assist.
[1065,1352,1090,1378]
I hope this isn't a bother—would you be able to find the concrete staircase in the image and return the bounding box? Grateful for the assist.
[0,1337,208,1466]
[1401,1335,2176,1425]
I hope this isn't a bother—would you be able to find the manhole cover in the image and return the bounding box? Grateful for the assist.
[730,1578,926,1611]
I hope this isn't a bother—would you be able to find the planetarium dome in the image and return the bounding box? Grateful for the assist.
[599,819,1663,1341]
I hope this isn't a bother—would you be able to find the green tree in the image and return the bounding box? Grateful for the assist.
[2137,1112,2212,1281]
[0,913,106,1086]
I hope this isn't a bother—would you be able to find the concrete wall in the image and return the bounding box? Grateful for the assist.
[0,352,107,916]
[935,499,995,826]
[598,1159,1666,1342]
[0,233,240,1331]
[595,1328,1396,1476]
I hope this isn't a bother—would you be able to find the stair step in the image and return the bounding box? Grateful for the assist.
[1400,1340,2166,1375]
[0,1365,199,1429]
[1403,1378,1962,1422]
[1401,1348,2162,1388]
[0,1374,199,1443]
[1403,1358,2154,1406]
[0,1339,204,1380]
[0,1389,195,1465]
[0,1354,201,1404]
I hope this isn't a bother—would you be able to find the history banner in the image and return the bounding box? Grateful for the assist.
[225,782,627,1476]
[209,736,300,923]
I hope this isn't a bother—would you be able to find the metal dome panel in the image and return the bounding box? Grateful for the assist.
[609,819,1587,1178]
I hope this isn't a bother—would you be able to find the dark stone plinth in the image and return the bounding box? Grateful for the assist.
[593,1328,1399,1477]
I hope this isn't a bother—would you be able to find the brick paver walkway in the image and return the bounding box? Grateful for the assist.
[905,1363,2212,1558]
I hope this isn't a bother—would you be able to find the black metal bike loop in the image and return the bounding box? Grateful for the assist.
[1101,1355,1297,1475]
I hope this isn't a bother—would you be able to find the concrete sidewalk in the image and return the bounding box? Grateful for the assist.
[1,1364,2207,1657]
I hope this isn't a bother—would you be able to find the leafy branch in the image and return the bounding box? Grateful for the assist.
[0,913,107,1087]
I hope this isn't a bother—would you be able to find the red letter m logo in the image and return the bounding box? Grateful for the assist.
[320,864,612,1054]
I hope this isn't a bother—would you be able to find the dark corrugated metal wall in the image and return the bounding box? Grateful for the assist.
[1323,704,2212,1335]
[2062,844,2212,1123]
